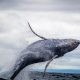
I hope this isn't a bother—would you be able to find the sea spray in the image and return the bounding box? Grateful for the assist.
[14,67,30,80]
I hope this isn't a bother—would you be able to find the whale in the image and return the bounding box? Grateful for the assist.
[11,38,80,80]
[1,22,80,80]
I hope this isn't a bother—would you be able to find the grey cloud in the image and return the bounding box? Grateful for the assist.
[0,0,80,11]
[0,25,10,33]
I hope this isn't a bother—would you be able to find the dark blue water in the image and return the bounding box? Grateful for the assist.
[32,69,80,74]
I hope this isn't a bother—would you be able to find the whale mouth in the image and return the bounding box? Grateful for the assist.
[77,40,80,44]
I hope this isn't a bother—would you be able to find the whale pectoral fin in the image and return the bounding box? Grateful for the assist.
[43,55,58,77]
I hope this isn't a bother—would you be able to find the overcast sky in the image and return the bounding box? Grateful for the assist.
[0,0,80,11]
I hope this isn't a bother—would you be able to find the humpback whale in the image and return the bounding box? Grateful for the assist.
[1,22,80,80]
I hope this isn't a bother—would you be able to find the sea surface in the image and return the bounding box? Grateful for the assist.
[29,71,80,80]
[32,69,80,74]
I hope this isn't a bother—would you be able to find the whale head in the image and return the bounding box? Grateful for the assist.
[54,39,80,58]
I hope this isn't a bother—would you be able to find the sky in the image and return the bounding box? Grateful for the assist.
[0,0,80,79]
[0,0,80,11]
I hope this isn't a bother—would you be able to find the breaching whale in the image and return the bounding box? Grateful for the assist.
[1,22,80,80]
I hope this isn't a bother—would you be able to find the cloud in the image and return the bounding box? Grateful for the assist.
[0,0,80,11]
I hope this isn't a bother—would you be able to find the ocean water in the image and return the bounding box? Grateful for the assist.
[32,69,80,74]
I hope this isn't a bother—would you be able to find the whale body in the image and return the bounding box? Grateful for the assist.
[10,39,80,80]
